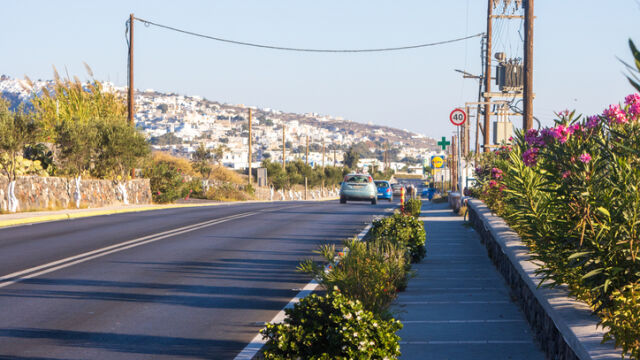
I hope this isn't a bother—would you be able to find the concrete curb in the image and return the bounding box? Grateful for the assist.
[0,198,341,228]
[467,199,622,360]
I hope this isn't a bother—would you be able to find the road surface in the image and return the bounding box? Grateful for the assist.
[0,200,392,359]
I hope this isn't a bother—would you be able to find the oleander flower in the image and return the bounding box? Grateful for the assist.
[586,115,600,129]
[523,147,539,167]
[579,153,592,163]
[603,104,628,124]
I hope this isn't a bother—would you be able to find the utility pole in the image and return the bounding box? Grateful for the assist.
[523,0,534,130]
[282,125,286,171]
[322,138,325,169]
[305,135,309,166]
[483,1,493,153]
[248,108,252,185]
[464,105,470,155]
[333,148,337,167]
[128,13,134,127]
[452,135,458,191]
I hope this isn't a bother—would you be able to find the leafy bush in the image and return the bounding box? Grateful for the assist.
[474,98,640,358]
[261,158,346,190]
[205,183,253,201]
[144,160,184,203]
[261,290,402,360]
[371,213,426,263]
[298,238,410,316]
[403,198,422,218]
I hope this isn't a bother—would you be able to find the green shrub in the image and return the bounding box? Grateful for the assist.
[261,290,402,360]
[205,183,253,201]
[473,99,640,358]
[298,238,410,316]
[371,213,426,263]
[145,160,183,203]
[403,198,422,218]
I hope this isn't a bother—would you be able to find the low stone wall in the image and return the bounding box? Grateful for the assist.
[0,176,152,212]
[467,199,621,360]
[253,186,339,201]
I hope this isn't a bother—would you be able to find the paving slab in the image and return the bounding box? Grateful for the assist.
[393,202,544,360]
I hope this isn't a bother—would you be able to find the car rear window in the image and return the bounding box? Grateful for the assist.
[375,181,389,188]
[345,175,372,183]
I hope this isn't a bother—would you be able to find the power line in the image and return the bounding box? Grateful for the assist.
[131,16,484,53]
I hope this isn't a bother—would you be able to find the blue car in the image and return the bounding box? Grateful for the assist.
[374,180,393,202]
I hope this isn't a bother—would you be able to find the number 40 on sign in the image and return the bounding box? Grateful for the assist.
[449,108,467,126]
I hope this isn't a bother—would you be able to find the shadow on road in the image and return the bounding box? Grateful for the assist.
[0,328,246,358]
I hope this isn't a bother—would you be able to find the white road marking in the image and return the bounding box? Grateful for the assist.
[0,209,277,289]
[402,319,525,324]
[398,300,510,305]
[399,340,533,344]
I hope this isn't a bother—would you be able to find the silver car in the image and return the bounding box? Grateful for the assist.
[339,173,378,205]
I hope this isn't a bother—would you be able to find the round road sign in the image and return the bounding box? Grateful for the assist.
[431,156,444,169]
[450,108,467,126]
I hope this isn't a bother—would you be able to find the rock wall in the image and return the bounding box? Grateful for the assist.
[0,176,152,212]
[252,185,339,201]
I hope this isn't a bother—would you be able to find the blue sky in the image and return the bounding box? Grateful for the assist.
[2,1,640,139]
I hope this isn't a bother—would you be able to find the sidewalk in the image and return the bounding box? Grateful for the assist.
[393,202,544,360]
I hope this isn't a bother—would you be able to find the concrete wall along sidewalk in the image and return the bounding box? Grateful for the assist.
[0,175,152,212]
[467,199,622,360]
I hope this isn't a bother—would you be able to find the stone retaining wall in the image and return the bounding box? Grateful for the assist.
[467,199,621,360]
[253,186,339,201]
[0,176,152,212]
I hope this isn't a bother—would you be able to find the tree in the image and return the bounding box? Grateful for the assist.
[0,99,39,212]
[192,143,213,179]
[157,104,169,114]
[55,118,98,177]
[343,146,360,169]
[212,144,229,165]
[149,133,182,145]
[93,119,150,180]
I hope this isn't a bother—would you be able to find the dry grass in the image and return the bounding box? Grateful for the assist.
[210,165,244,184]
[152,152,196,176]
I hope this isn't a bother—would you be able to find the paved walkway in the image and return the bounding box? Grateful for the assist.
[393,202,545,360]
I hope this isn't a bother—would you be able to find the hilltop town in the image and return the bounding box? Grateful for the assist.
[0,75,441,172]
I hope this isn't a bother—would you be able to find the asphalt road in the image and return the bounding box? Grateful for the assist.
[0,200,394,359]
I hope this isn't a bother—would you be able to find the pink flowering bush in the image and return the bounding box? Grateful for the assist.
[474,96,640,359]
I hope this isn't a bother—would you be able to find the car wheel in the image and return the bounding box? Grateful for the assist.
[340,196,346,204]
[371,197,377,205]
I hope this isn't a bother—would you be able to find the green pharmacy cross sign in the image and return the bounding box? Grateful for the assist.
[437,137,451,150]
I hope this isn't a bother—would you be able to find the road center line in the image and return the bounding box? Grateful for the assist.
[0,210,264,289]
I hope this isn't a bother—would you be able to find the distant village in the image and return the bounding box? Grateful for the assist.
[0,75,446,174]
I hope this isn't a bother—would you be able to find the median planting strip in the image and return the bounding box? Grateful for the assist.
[233,221,375,360]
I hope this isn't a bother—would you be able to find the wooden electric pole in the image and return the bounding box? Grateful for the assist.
[282,125,286,171]
[305,135,309,166]
[452,135,458,191]
[483,1,493,153]
[248,108,252,185]
[523,0,534,130]
[322,138,325,169]
[128,13,134,127]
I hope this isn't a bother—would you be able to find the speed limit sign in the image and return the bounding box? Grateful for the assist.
[449,108,467,126]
